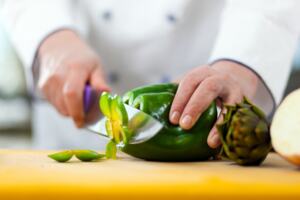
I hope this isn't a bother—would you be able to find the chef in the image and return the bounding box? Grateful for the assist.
[1,0,300,149]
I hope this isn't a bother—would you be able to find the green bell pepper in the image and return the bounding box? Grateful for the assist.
[100,83,219,161]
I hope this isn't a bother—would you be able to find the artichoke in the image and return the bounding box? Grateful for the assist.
[217,97,271,166]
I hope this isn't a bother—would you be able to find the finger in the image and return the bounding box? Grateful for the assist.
[179,76,223,130]
[207,93,243,149]
[169,67,212,124]
[90,66,111,92]
[207,108,224,148]
[222,89,244,105]
[47,77,69,116]
[63,69,89,128]
[53,92,69,116]
[39,73,69,116]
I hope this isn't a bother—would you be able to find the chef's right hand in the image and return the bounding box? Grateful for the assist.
[37,30,110,128]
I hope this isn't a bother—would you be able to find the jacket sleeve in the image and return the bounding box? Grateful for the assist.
[210,0,300,114]
[1,0,88,88]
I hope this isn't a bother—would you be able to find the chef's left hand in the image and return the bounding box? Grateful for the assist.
[169,60,259,149]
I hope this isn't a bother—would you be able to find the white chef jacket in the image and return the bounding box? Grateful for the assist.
[1,0,300,149]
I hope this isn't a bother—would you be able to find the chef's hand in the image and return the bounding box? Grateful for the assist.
[37,30,110,127]
[169,60,259,148]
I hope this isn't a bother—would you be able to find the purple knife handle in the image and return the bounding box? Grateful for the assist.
[84,85,93,113]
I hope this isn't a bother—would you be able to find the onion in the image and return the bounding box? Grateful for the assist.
[271,89,300,166]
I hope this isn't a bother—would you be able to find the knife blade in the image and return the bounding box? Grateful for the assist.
[83,85,163,144]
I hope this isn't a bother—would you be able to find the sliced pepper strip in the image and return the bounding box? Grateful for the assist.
[100,92,130,158]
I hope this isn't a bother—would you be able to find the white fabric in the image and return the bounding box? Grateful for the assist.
[1,0,300,149]
[210,0,300,104]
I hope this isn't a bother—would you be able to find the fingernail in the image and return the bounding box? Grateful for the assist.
[170,111,180,123]
[180,115,192,129]
[75,120,84,128]
[210,134,220,148]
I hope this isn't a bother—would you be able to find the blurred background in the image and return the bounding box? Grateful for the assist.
[0,16,32,149]
[0,2,300,149]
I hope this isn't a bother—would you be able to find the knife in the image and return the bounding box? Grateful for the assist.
[83,85,163,144]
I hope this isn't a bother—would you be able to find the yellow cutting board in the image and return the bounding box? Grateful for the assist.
[0,150,299,200]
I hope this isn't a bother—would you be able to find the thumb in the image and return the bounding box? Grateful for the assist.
[207,114,223,149]
[90,66,111,92]
[207,101,223,148]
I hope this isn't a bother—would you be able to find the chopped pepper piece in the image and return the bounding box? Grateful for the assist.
[105,140,118,159]
[48,150,105,162]
[74,150,105,162]
[48,150,74,162]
